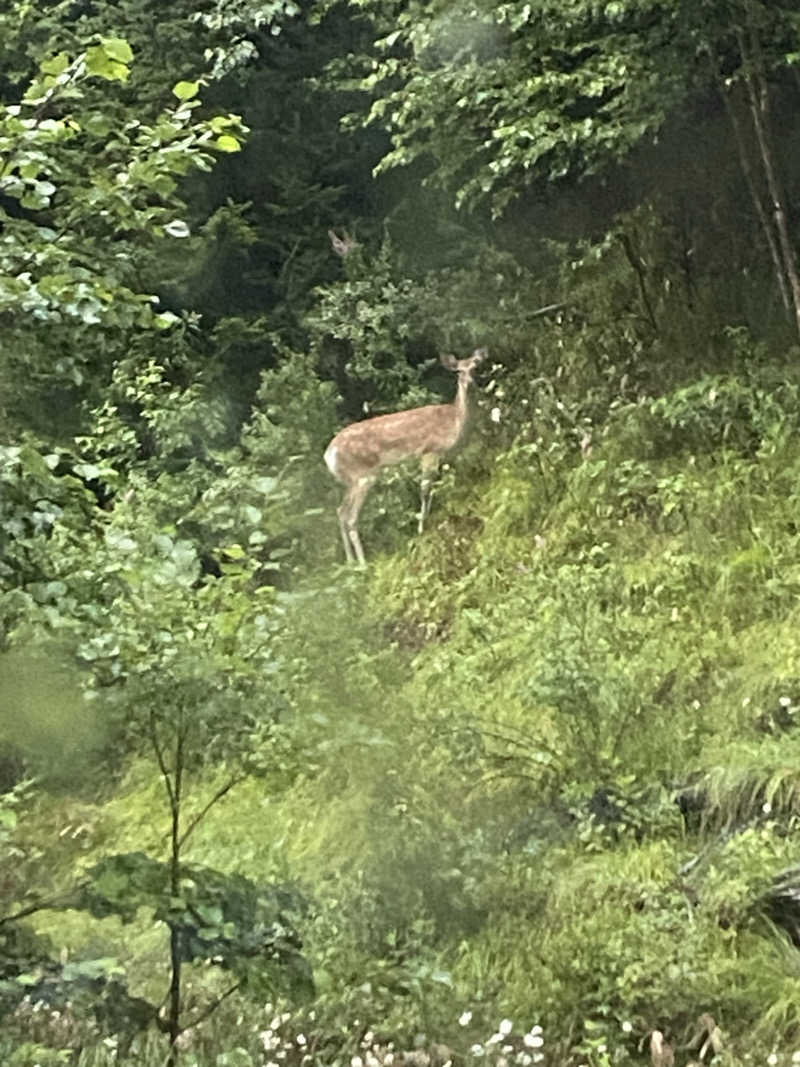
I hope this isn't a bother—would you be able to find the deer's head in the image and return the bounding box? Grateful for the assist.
[440,347,487,383]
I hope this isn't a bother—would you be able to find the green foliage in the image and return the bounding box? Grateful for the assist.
[5,0,800,1064]
[0,33,247,435]
[338,0,800,215]
[18,851,313,999]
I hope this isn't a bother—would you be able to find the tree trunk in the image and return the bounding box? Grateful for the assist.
[166,723,185,1066]
[722,85,791,315]
[618,230,658,332]
[738,21,800,338]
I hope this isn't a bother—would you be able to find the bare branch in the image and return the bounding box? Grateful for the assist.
[149,709,177,816]
[0,892,74,927]
[618,231,658,332]
[177,774,246,850]
[184,981,242,1031]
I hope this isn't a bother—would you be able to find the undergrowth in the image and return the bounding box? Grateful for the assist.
[10,350,800,1065]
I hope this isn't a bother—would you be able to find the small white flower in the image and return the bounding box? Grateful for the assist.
[791,1051,800,1064]
[488,1033,503,1046]
[297,1034,307,1047]
[523,1033,544,1049]
[502,1045,513,1053]
[352,1057,364,1067]
[499,1020,514,1036]
[780,696,792,707]
[767,1056,778,1066]
[491,407,502,423]
[598,1045,607,1055]
[459,1012,473,1027]
[470,1044,485,1056]
[763,801,773,814]
[384,1056,394,1066]
[363,1032,375,1047]
[622,1021,633,1034]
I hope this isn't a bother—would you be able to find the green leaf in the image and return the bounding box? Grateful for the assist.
[163,219,190,238]
[85,44,130,82]
[0,809,18,829]
[41,52,71,77]
[62,957,124,981]
[100,37,134,64]
[73,463,101,480]
[172,80,200,101]
[215,135,241,153]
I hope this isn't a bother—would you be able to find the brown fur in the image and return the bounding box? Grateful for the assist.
[324,348,486,564]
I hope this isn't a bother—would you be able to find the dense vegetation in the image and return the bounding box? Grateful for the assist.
[3,0,800,1064]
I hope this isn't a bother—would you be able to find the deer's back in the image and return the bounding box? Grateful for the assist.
[325,403,462,480]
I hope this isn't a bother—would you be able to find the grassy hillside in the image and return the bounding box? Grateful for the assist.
[7,337,800,1066]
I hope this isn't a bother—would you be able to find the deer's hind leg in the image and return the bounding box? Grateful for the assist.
[336,497,356,563]
[339,476,373,565]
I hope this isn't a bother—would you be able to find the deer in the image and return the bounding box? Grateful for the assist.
[328,228,358,257]
[649,1032,674,1067]
[324,347,487,565]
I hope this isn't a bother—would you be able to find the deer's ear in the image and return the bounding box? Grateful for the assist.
[472,347,488,363]
[440,353,458,370]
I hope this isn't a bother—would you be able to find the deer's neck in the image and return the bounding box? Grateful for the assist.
[453,372,471,425]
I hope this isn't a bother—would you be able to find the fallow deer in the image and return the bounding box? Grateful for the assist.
[324,347,487,565]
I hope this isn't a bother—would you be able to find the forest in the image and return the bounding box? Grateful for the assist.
[2,0,800,1064]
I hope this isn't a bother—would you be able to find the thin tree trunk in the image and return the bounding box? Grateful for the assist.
[722,84,790,314]
[166,721,185,1066]
[738,23,800,338]
[618,231,658,332]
